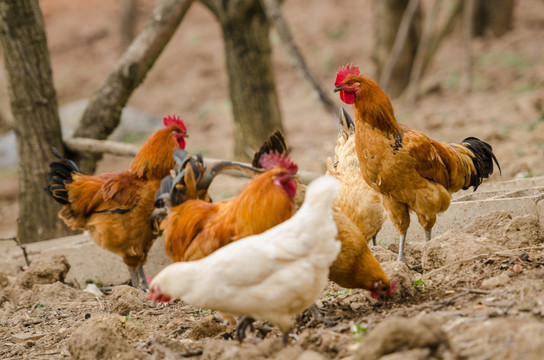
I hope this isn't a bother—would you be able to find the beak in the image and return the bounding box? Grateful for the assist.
[183,133,189,138]
[333,85,342,93]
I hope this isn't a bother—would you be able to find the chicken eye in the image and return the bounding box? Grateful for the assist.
[347,81,353,86]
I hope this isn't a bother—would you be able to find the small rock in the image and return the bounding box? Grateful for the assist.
[513,264,524,274]
[83,283,104,297]
[481,273,510,289]
[0,272,9,289]
[350,302,363,311]
[11,333,46,343]
[15,254,70,289]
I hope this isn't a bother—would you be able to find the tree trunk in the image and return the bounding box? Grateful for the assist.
[200,0,284,161]
[0,0,77,242]
[473,0,515,37]
[373,0,421,98]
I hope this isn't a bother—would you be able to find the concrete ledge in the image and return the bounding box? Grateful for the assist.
[3,176,543,286]
[2,233,173,287]
[376,176,544,245]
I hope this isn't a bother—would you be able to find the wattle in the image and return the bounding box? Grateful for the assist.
[340,91,355,104]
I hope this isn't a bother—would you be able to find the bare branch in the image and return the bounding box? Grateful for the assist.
[64,137,319,184]
[72,0,194,172]
[461,0,475,92]
[406,0,443,103]
[420,0,463,80]
[259,0,339,119]
[379,0,421,92]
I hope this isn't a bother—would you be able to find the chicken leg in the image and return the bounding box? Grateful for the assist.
[128,265,149,291]
[235,316,255,342]
[397,234,407,262]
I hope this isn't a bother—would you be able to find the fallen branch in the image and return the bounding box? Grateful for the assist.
[64,137,319,184]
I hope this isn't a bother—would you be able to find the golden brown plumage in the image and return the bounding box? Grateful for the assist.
[45,115,188,289]
[334,64,500,262]
[324,108,392,298]
[162,152,297,262]
[326,108,386,245]
[329,209,394,298]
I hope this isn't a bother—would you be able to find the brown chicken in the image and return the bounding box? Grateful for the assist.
[323,108,392,298]
[151,148,263,234]
[158,149,297,262]
[45,115,188,289]
[333,64,501,262]
[326,108,386,246]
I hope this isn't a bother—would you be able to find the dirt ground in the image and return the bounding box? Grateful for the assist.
[1,0,544,359]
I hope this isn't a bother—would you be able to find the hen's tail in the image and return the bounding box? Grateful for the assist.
[44,148,80,205]
[460,137,501,191]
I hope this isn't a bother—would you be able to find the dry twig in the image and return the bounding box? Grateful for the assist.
[1,236,30,268]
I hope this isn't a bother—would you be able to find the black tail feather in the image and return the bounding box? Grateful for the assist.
[462,137,501,190]
[252,131,288,168]
[44,147,80,204]
[339,108,355,135]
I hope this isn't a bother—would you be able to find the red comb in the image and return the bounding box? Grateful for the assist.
[335,63,360,86]
[163,114,187,132]
[260,151,298,174]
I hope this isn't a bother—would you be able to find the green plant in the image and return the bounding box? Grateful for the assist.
[192,308,211,317]
[413,278,427,291]
[351,323,368,342]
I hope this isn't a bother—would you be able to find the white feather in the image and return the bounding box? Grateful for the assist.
[150,175,341,332]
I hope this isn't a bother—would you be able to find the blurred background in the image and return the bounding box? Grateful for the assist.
[0,0,543,240]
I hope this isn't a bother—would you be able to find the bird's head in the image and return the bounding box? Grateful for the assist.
[260,151,298,200]
[148,283,172,303]
[333,63,362,105]
[371,280,398,301]
[163,114,188,149]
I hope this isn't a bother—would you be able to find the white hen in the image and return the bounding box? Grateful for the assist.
[149,175,340,340]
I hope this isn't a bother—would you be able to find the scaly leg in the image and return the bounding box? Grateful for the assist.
[235,316,255,342]
[371,236,377,246]
[128,268,140,289]
[397,234,407,263]
[425,230,431,242]
[138,264,149,291]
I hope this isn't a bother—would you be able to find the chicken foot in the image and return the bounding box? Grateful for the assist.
[128,265,149,291]
[308,304,337,327]
[235,316,255,342]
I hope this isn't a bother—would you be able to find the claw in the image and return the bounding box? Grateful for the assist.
[235,316,255,342]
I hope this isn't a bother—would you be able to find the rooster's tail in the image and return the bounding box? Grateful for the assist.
[252,131,289,168]
[460,137,501,191]
[44,147,80,205]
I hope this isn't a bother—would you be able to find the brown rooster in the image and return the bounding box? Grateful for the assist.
[156,147,297,262]
[45,115,188,289]
[333,64,500,262]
